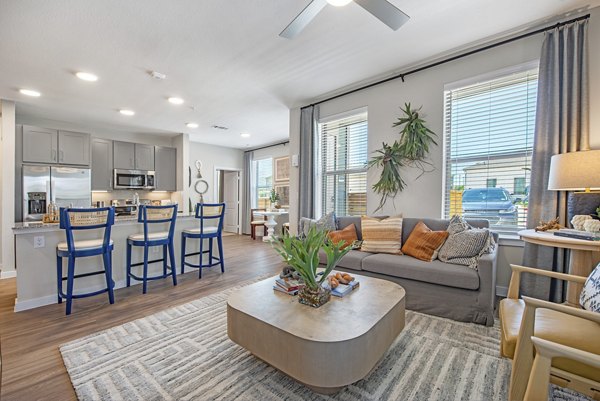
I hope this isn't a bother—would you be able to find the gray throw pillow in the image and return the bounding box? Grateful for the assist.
[438,215,495,270]
[580,263,600,312]
[299,212,337,238]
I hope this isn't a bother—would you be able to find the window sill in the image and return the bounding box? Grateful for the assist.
[497,234,524,247]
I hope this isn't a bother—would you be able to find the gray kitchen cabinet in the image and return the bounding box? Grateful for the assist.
[91,138,113,191]
[22,125,58,163]
[58,131,90,166]
[113,141,135,169]
[155,146,177,191]
[134,144,155,171]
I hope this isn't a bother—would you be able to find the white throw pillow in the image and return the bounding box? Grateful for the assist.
[580,263,600,313]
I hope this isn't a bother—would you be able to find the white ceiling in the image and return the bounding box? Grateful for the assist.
[0,0,596,148]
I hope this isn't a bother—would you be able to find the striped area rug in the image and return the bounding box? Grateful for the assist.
[60,283,590,401]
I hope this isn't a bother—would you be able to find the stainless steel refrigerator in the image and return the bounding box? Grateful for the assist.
[22,165,91,221]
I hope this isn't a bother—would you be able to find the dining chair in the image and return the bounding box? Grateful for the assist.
[250,208,267,240]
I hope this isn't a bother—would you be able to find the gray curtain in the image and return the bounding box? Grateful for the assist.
[298,105,319,219]
[522,19,589,302]
[241,151,254,234]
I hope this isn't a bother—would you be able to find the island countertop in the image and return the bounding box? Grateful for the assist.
[12,212,198,234]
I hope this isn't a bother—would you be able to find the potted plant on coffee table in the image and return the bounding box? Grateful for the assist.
[272,226,350,308]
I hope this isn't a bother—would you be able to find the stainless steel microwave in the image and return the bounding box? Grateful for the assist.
[113,169,155,190]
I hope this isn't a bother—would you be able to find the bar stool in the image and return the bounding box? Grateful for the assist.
[126,204,178,294]
[181,203,225,278]
[56,207,115,315]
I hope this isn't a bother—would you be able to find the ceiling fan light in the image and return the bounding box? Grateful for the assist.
[327,0,352,6]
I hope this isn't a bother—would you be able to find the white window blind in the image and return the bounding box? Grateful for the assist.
[254,158,272,209]
[317,111,368,217]
[443,67,538,235]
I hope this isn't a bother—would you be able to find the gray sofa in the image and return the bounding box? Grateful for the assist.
[319,216,498,326]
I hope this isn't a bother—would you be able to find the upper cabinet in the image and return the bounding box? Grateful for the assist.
[22,126,90,166]
[113,141,154,170]
[91,138,113,191]
[58,131,90,165]
[135,144,155,171]
[113,141,135,169]
[155,146,177,191]
[22,126,58,164]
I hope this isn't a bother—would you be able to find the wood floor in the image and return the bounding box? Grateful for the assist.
[0,235,283,401]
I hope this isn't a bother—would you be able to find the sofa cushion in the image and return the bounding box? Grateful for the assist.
[437,215,495,270]
[401,217,489,243]
[327,224,358,249]
[401,221,449,261]
[361,253,480,290]
[360,215,403,254]
[299,212,337,237]
[337,216,388,240]
[319,249,370,271]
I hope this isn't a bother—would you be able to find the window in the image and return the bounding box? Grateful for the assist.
[254,158,272,209]
[443,65,538,235]
[316,110,368,217]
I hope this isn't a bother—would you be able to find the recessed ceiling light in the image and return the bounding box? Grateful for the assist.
[327,0,352,6]
[240,133,251,138]
[119,109,135,116]
[19,89,41,97]
[168,97,184,105]
[75,72,98,82]
[186,122,199,129]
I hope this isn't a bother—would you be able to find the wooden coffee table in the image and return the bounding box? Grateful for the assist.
[227,273,406,394]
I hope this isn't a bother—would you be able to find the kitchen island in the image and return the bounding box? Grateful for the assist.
[12,213,215,312]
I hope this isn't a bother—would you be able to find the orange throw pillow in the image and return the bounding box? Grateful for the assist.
[401,221,449,262]
[327,224,358,249]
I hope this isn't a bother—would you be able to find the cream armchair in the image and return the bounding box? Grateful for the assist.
[499,264,600,401]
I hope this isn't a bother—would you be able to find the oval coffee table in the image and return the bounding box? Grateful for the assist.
[227,273,406,394]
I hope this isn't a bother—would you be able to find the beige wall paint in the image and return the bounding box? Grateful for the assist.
[289,8,600,290]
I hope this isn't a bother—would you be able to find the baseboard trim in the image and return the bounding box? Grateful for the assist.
[496,285,508,298]
[1,270,17,279]
[14,279,132,312]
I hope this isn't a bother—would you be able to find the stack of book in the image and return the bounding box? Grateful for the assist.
[273,277,303,296]
[332,280,360,298]
[554,229,600,241]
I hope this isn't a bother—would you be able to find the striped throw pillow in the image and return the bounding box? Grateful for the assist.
[360,215,403,254]
[401,221,449,262]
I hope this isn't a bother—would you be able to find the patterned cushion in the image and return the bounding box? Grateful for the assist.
[438,215,495,269]
[580,263,600,312]
[401,221,449,262]
[327,224,358,249]
[360,215,403,255]
[299,212,337,237]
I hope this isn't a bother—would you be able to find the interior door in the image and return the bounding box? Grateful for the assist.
[222,171,240,233]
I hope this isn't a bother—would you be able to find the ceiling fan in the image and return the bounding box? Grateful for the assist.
[280,0,410,39]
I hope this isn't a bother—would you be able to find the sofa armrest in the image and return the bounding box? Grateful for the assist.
[477,250,497,306]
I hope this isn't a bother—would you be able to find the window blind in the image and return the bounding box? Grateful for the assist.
[443,68,538,235]
[255,158,272,209]
[317,111,368,217]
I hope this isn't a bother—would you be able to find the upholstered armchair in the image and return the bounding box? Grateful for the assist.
[499,264,600,401]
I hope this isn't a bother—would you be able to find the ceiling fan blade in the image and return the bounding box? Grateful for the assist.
[279,0,328,39]
[354,0,410,31]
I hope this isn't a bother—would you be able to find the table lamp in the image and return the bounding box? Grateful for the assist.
[548,149,600,226]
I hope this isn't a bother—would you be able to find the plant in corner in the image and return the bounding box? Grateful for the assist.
[369,102,437,211]
[272,226,350,308]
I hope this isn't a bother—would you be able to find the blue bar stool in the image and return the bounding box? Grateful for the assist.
[126,204,178,294]
[181,203,225,278]
[56,207,115,315]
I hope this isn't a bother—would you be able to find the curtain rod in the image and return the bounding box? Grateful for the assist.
[244,140,289,153]
[302,13,590,109]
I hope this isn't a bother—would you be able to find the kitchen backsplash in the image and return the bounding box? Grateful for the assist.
[91,190,173,204]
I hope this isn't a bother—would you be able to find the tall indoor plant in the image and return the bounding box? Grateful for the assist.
[272,226,350,307]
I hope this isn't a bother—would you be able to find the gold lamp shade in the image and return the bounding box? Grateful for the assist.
[547,150,600,192]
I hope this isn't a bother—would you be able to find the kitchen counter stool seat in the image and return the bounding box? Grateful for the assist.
[56,207,115,315]
[181,203,225,278]
[126,205,178,294]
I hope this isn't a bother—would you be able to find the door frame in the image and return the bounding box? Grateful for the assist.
[214,166,242,234]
